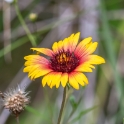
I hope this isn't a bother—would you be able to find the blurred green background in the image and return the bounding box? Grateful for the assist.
[0,0,124,124]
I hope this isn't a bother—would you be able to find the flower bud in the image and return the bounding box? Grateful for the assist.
[29,13,38,22]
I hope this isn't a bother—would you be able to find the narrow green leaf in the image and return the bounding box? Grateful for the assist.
[100,0,123,97]
[25,106,42,117]
[69,95,77,109]
[68,106,98,124]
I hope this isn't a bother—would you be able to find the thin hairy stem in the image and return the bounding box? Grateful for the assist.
[57,87,67,124]
[16,116,20,124]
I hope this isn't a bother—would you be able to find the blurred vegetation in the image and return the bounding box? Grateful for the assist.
[0,0,124,124]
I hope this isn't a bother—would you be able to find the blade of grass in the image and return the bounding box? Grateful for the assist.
[14,0,37,46]
[67,106,98,124]
[25,106,42,117]
[66,96,82,123]
[0,8,92,59]
[0,13,76,58]
[0,36,29,58]
[100,0,123,97]
[100,0,124,122]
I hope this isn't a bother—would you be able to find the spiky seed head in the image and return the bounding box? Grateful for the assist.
[1,86,30,117]
[0,91,4,99]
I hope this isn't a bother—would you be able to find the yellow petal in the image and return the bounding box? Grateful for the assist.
[24,55,39,60]
[28,65,40,74]
[28,66,52,80]
[69,33,74,38]
[23,66,32,72]
[52,42,58,53]
[34,69,53,79]
[74,63,93,72]
[23,65,39,72]
[85,42,98,55]
[56,79,61,88]
[29,70,40,80]
[71,32,80,51]
[75,37,92,53]
[31,48,53,57]
[61,73,68,87]
[88,55,105,64]
[24,61,36,66]
[73,32,80,43]
[24,55,49,65]
[57,40,63,51]
[50,72,62,88]
[42,72,56,87]
[52,40,64,53]
[69,73,79,89]
[74,72,88,85]
[89,65,95,69]
[42,73,53,87]
[73,72,84,86]
[63,38,69,51]
[67,34,74,52]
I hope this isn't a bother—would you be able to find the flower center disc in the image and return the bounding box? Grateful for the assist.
[50,51,79,73]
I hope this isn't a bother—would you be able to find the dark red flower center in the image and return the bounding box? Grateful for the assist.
[49,50,80,73]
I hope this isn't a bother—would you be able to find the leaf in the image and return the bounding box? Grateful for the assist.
[25,106,42,117]
[68,105,98,124]
[69,95,77,109]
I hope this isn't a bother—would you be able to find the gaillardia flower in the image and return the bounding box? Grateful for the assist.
[23,32,105,89]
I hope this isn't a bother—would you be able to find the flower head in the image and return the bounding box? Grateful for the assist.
[23,32,105,89]
[0,86,30,116]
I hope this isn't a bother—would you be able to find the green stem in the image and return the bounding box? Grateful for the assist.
[14,1,37,46]
[57,87,67,124]
[16,116,20,124]
[66,97,82,124]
